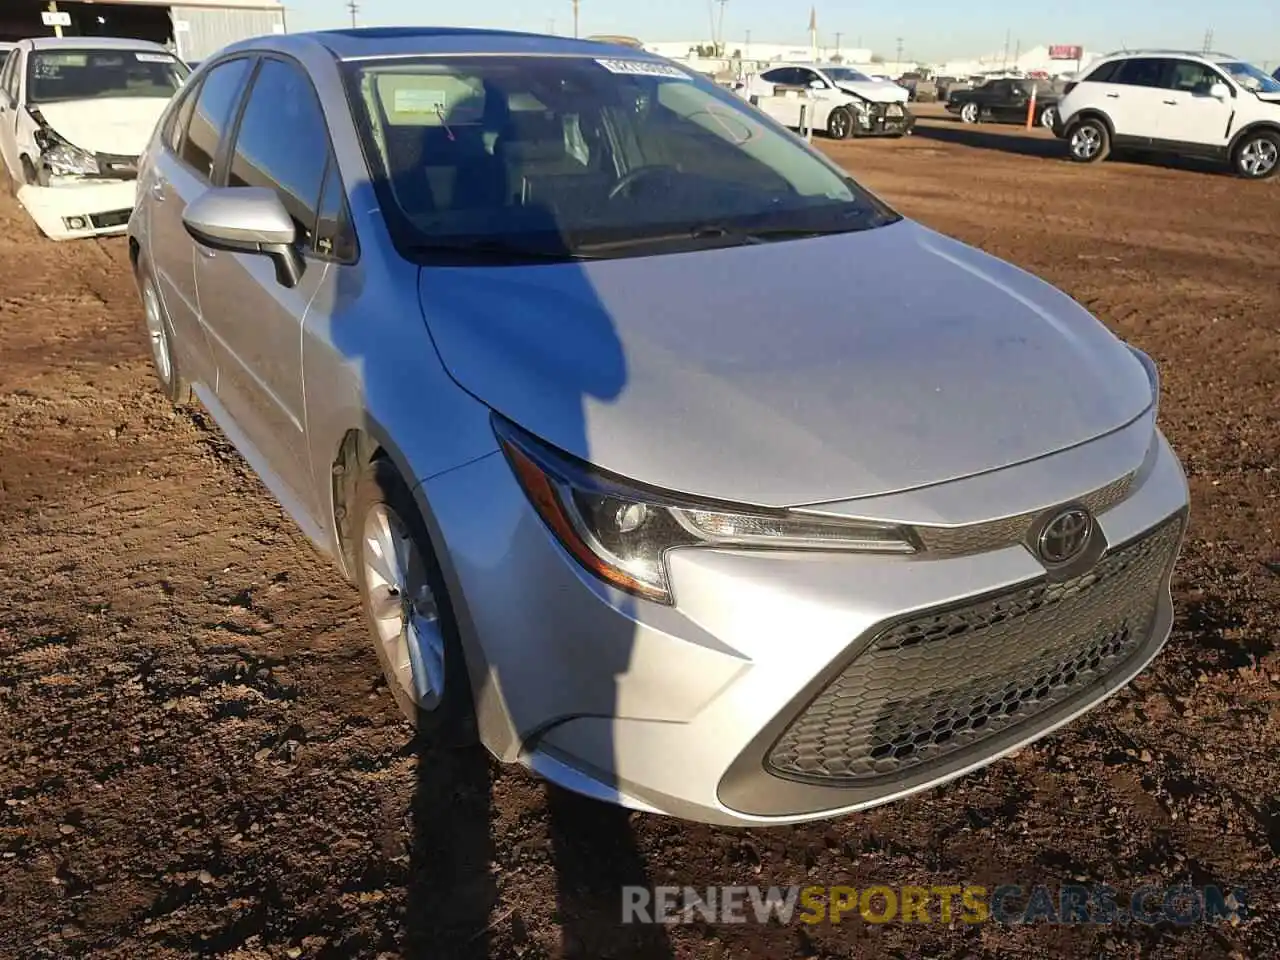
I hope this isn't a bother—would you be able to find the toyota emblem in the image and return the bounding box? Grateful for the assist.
[1037,508,1093,565]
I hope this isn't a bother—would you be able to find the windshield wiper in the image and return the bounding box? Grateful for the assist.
[407,238,595,263]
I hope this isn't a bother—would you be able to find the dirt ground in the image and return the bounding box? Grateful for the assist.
[2,112,1278,960]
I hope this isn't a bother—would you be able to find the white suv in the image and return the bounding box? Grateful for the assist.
[1053,50,1280,179]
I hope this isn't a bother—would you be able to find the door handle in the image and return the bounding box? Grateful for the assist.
[1162,99,1178,105]
[1105,93,1120,98]
[150,180,166,201]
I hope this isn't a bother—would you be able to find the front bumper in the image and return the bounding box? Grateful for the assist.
[854,103,915,137]
[16,179,137,241]
[423,423,1188,826]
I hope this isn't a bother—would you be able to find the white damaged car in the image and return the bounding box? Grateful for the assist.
[0,37,188,240]
[748,63,915,139]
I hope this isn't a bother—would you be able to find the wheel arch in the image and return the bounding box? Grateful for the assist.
[1063,109,1115,138]
[330,421,522,759]
[1227,120,1280,155]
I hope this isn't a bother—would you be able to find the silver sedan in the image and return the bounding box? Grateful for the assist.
[127,27,1189,826]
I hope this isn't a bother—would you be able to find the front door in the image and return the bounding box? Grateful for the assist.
[194,56,336,521]
[147,55,254,391]
[1156,59,1236,153]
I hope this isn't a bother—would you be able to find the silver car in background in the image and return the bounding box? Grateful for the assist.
[127,27,1189,826]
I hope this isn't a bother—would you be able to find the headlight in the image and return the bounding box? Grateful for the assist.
[34,127,99,177]
[495,416,917,605]
[1127,345,1160,421]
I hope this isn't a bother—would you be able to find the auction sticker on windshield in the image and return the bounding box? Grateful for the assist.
[135,53,176,63]
[595,58,690,79]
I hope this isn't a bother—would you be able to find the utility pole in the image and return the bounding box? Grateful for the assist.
[896,36,904,69]
[546,18,556,35]
[347,1,358,27]
[572,0,579,39]
[717,0,730,56]
[835,31,842,57]
[745,28,751,59]
[1001,28,1010,70]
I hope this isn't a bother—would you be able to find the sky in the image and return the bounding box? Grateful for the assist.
[283,1,1278,66]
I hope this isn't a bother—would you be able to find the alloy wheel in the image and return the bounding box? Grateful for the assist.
[1070,126,1102,160]
[1239,137,1279,178]
[142,283,172,385]
[362,503,446,712]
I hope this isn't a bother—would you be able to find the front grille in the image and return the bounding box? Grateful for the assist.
[914,471,1136,557]
[89,209,132,230]
[766,515,1183,785]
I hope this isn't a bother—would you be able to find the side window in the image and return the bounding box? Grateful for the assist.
[164,80,200,154]
[763,68,801,87]
[313,158,357,261]
[1167,60,1225,95]
[796,69,822,88]
[1112,58,1168,89]
[180,57,252,180]
[226,58,330,249]
[1085,60,1121,84]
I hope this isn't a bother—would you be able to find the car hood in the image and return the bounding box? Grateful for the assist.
[34,98,170,156]
[416,220,1152,508]
[1254,91,1280,104]
[838,81,909,103]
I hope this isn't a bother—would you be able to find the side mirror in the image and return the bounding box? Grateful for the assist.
[1208,81,1232,100]
[808,79,827,90]
[182,186,304,288]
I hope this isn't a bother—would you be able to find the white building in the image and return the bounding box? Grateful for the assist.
[0,0,285,63]
[936,44,1099,79]
[644,39,874,65]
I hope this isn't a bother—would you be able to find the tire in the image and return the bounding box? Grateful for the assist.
[1066,118,1110,164]
[354,457,476,741]
[960,101,980,124]
[826,105,854,140]
[1039,106,1057,130]
[1231,130,1280,180]
[136,266,193,404]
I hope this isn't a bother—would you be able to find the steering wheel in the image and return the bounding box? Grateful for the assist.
[608,164,680,201]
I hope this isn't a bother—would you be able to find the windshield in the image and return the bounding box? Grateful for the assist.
[1218,61,1280,94]
[823,67,873,84]
[27,49,188,104]
[347,55,897,260]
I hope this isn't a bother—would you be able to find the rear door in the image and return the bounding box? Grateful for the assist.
[1103,57,1170,143]
[1156,59,1235,153]
[193,55,338,521]
[146,55,254,389]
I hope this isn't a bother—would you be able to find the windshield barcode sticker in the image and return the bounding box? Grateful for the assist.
[135,53,175,63]
[595,58,690,80]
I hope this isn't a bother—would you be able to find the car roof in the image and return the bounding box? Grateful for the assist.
[259,26,665,62]
[1100,49,1241,64]
[27,36,172,52]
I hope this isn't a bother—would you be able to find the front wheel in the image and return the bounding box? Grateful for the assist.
[826,105,854,140]
[1232,131,1280,180]
[137,268,192,404]
[355,458,476,740]
[1066,119,1110,164]
[1039,106,1058,130]
[960,102,980,124]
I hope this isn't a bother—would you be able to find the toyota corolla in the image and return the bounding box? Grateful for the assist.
[127,27,1189,826]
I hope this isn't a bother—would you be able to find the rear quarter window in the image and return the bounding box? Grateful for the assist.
[1084,61,1121,84]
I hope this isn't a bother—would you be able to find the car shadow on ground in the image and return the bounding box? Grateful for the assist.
[913,120,1234,176]
[912,122,1066,159]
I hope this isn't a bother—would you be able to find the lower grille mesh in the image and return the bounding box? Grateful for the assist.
[766,516,1184,785]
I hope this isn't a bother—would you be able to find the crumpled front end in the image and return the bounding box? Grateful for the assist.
[847,98,915,137]
[18,108,141,240]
